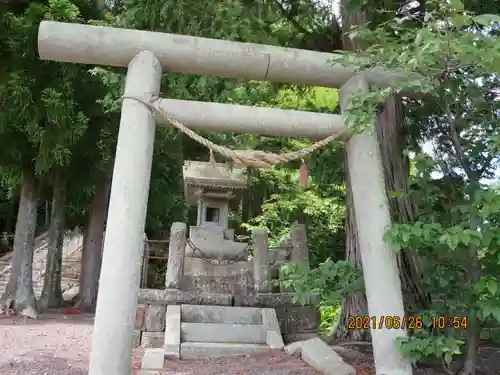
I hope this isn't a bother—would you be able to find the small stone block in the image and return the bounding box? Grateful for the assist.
[141,348,165,370]
[301,337,356,375]
[164,305,181,359]
[141,331,165,348]
[145,304,166,332]
[284,340,304,356]
[132,330,142,348]
[135,304,146,329]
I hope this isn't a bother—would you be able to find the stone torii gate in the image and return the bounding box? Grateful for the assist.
[38,21,412,375]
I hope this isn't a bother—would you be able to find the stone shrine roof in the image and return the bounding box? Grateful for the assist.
[183,161,247,200]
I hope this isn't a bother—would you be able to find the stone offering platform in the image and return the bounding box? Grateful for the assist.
[138,303,283,371]
[134,290,319,350]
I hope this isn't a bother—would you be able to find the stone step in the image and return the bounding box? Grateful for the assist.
[181,322,266,344]
[181,304,262,325]
[180,342,271,359]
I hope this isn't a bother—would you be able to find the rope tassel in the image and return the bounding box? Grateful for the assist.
[299,159,308,188]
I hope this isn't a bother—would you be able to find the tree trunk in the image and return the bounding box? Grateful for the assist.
[78,166,113,312]
[335,3,372,340]
[0,172,39,315]
[376,96,430,311]
[334,156,371,341]
[336,1,429,339]
[38,172,67,310]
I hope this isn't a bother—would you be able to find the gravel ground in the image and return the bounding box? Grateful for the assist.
[161,352,322,375]
[0,313,322,375]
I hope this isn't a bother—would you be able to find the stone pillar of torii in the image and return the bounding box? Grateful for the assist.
[38,21,413,375]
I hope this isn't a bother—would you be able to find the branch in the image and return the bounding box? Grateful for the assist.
[273,0,311,36]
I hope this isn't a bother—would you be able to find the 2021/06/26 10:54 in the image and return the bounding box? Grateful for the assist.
[347,315,468,330]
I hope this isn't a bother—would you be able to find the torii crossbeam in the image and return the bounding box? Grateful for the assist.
[38,21,413,375]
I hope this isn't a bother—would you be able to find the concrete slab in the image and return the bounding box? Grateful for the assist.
[141,348,164,370]
[164,305,181,359]
[181,322,266,344]
[300,337,356,375]
[181,304,262,324]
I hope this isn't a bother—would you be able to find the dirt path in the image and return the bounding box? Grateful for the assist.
[0,314,142,375]
[0,313,321,375]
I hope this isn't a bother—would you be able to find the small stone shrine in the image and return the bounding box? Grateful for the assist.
[135,160,320,354]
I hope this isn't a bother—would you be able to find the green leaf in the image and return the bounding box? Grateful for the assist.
[451,14,470,27]
[491,307,500,322]
[487,280,498,296]
[450,0,464,11]
[473,14,500,26]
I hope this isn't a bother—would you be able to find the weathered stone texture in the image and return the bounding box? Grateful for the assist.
[285,306,319,333]
[165,222,186,289]
[141,332,165,348]
[291,222,309,267]
[144,305,166,332]
[252,228,271,293]
[180,274,254,295]
[138,288,232,306]
[135,304,146,329]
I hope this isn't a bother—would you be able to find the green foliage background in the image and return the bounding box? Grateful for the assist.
[0,0,499,372]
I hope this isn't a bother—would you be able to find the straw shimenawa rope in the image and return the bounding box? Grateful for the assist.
[122,95,342,169]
